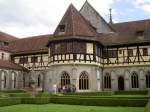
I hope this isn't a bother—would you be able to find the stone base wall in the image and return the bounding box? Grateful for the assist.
[0,65,149,92]
[103,66,150,91]
[44,64,102,92]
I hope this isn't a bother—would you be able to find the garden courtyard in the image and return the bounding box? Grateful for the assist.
[0,104,144,112]
[0,90,149,112]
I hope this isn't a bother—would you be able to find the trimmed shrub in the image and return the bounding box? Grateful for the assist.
[0,93,10,98]
[8,93,30,97]
[21,97,50,104]
[0,90,25,93]
[50,96,148,107]
[114,91,148,95]
[63,91,113,96]
[35,92,50,97]
[145,100,150,112]
[52,95,150,99]
[0,98,21,107]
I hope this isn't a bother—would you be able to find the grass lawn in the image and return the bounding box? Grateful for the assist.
[0,104,144,112]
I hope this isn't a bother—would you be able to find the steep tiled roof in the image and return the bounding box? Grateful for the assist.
[0,31,18,42]
[108,19,150,45]
[9,34,50,54]
[0,32,18,52]
[54,4,97,37]
[0,60,28,71]
[80,1,114,33]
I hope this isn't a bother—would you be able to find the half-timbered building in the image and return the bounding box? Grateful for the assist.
[0,1,150,92]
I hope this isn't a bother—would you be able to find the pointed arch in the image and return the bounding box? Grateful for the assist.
[11,72,17,89]
[1,70,7,89]
[146,71,150,88]
[37,75,41,88]
[61,71,70,87]
[104,72,111,89]
[79,71,89,90]
[131,71,139,88]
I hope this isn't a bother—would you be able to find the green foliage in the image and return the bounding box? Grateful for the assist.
[0,90,25,93]
[114,91,148,95]
[0,90,148,107]
[35,92,50,97]
[0,93,30,98]
[0,93,10,98]
[8,93,30,97]
[50,96,148,107]
[0,104,144,112]
[0,98,21,107]
[52,95,150,99]
[21,97,50,104]
[63,91,113,96]
[145,100,150,112]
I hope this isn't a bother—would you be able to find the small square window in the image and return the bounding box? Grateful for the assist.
[136,30,144,37]
[128,49,133,57]
[31,56,38,63]
[143,48,148,56]
[19,57,28,64]
[4,42,9,46]
[59,25,65,32]
[119,50,122,54]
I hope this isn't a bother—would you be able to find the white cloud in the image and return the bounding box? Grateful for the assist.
[133,0,150,12]
[0,0,117,38]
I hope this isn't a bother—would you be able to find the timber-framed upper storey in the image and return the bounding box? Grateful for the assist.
[0,1,149,71]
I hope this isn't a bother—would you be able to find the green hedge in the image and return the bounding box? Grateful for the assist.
[21,97,50,104]
[0,90,25,93]
[63,91,113,96]
[145,100,150,112]
[0,93,30,98]
[35,92,51,97]
[114,91,148,95]
[8,93,30,97]
[0,98,21,107]
[52,95,150,99]
[50,97,148,107]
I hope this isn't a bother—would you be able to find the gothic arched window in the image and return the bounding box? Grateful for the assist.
[12,72,17,88]
[61,72,70,87]
[79,72,89,90]
[131,72,139,88]
[146,71,150,88]
[104,73,111,89]
[37,75,41,87]
[1,71,7,89]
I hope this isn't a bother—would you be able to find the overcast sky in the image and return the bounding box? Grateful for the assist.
[0,0,150,38]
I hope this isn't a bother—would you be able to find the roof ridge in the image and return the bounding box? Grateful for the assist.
[70,4,75,36]
[114,19,150,25]
[0,31,18,39]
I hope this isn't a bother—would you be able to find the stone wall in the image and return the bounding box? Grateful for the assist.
[44,64,102,92]
[103,66,149,91]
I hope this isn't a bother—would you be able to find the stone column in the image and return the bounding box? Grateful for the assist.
[139,69,145,90]
[45,69,53,92]
[8,70,12,90]
[124,70,130,90]
[96,68,101,91]
[111,71,117,91]
[71,67,78,92]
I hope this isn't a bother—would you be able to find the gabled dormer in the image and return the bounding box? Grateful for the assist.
[53,4,97,37]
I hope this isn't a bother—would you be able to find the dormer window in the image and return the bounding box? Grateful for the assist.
[1,53,4,60]
[136,30,144,37]
[59,25,65,32]
[4,42,9,46]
